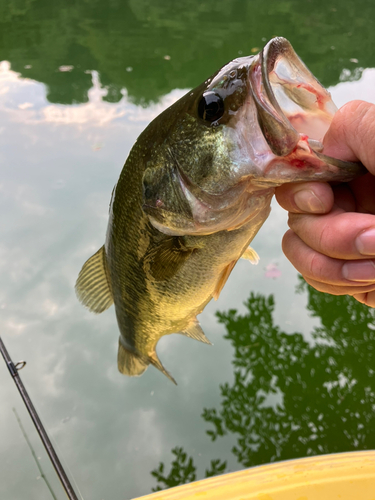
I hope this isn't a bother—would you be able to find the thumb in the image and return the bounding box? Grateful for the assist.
[323,100,375,175]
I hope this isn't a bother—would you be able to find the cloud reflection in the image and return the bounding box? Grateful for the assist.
[0,61,187,126]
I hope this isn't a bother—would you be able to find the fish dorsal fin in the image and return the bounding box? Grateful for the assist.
[145,236,194,282]
[241,246,260,265]
[213,260,236,301]
[117,340,149,377]
[180,321,212,345]
[75,245,114,313]
[149,352,177,385]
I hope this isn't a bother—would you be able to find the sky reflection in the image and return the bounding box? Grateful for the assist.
[1,61,375,500]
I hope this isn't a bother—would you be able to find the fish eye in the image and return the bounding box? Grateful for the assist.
[197,92,225,123]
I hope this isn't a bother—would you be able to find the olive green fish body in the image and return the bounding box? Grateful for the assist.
[104,122,273,382]
[76,38,365,383]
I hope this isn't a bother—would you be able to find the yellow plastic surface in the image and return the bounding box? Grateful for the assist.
[133,450,375,500]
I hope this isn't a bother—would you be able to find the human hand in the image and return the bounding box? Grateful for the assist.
[275,100,375,307]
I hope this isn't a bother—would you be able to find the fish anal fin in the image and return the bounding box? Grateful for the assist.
[117,340,149,377]
[241,246,260,265]
[75,245,114,313]
[145,236,194,282]
[180,321,212,345]
[213,260,237,301]
[149,352,177,385]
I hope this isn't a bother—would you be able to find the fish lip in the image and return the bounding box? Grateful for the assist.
[260,37,295,132]
[248,38,300,157]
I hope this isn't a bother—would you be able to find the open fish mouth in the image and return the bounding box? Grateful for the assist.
[249,37,364,178]
[249,37,334,157]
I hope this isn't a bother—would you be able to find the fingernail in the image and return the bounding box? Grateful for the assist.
[342,260,375,281]
[355,228,375,255]
[294,190,325,213]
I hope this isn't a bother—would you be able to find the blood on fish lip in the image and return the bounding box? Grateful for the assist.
[286,135,315,169]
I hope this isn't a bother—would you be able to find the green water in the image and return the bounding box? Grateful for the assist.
[0,1,375,499]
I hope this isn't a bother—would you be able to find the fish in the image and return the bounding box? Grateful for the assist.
[76,37,364,384]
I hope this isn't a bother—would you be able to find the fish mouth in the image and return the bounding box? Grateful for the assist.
[249,37,365,178]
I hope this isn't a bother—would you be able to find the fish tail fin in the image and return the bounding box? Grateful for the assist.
[149,353,177,385]
[117,340,149,377]
[75,245,113,313]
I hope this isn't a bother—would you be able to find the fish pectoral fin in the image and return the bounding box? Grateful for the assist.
[241,246,260,265]
[117,340,149,377]
[149,352,177,385]
[75,245,114,313]
[213,260,237,301]
[145,236,195,281]
[180,321,212,345]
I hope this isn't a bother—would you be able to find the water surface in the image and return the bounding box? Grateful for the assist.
[1,1,375,499]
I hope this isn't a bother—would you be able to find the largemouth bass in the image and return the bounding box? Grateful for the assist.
[76,38,364,384]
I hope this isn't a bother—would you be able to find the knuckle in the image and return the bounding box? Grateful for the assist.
[308,251,325,280]
[287,212,306,233]
[355,291,375,308]
[316,218,333,253]
[281,229,295,254]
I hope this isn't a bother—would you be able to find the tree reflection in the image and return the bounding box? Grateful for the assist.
[204,282,375,466]
[1,0,375,104]
[152,281,375,489]
[151,447,226,492]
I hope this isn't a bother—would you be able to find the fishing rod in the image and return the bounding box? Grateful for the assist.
[13,407,58,500]
[0,335,80,500]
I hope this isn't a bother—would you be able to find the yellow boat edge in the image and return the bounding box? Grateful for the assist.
[132,450,375,500]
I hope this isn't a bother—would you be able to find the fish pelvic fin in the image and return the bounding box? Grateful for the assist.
[149,353,177,385]
[117,340,149,377]
[241,246,260,265]
[180,321,212,345]
[75,245,114,313]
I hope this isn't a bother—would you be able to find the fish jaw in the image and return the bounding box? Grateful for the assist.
[254,134,366,185]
